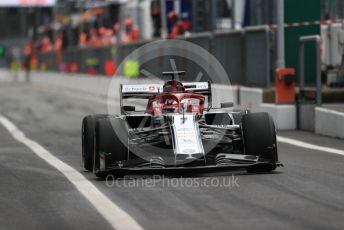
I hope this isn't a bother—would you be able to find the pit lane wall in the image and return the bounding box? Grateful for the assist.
[315,107,344,139]
[0,69,296,130]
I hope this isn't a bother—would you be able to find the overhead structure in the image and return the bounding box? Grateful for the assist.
[0,0,57,7]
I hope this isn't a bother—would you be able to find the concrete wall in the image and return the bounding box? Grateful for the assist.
[236,86,296,130]
[315,107,344,139]
[260,104,296,130]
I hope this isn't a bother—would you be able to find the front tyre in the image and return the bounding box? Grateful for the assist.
[241,112,278,173]
[94,117,129,178]
[82,115,96,171]
[82,114,112,171]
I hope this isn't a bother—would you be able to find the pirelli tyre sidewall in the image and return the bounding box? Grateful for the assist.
[241,112,278,172]
[94,117,128,177]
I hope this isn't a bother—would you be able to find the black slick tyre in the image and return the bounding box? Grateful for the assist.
[241,112,278,173]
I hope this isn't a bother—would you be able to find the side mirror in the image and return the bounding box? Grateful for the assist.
[122,106,135,112]
[220,102,234,108]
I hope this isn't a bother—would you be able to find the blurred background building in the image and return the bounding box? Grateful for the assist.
[0,0,344,87]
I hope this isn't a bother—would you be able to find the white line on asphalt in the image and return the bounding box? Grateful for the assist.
[277,136,344,156]
[0,115,143,230]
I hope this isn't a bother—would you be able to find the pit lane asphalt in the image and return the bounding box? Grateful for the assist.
[0,82,343,230]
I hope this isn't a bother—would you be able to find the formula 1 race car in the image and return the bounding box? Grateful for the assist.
[82,71,282,178]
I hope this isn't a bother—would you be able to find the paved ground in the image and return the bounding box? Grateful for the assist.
[263,86,344,104]
[0,82,343,230]
[323,103,344,113]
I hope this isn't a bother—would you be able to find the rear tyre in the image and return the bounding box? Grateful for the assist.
[241,112,278,173]
[231,109,249,125]
[94,117,128,178]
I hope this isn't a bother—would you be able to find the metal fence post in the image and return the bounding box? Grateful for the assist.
[244,25,271,87]
[276,0,285,68]
[315,36,321,106]
[299,41,304,92]
[299,35,321,106]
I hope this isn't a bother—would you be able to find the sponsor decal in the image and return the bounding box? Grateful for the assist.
[184,82,209,90]
[122,84,163,93]
[173,114,204,155]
